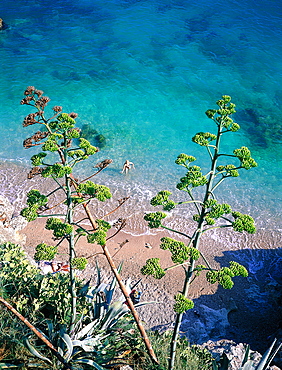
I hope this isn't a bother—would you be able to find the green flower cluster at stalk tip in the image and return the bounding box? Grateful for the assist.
[202,199,231,225]
[141,258,165,279]
[45,217,73,238]
[160,237,200,264]
[77,180,112,201]
[176,165,208,190]
[173,293,194,313]
[144,211,167,228]
[54,113,76,129]
[192,132,217,146]
[31,152,47,166]
[41,163,72,178]
[232,211,256,233]
[21,205,39,222]
[175,153,196,166]
[216,164,239,177]
[205,95,238,130]
[34,243,58,261]
[26,189,48,207]
[71,257,88,270]
[150,190,176,211]
[206,261,248,289]
[67,149,86,160]
[20,189,48,222]
[67,128,80,139]
[233,146,258,170]
[87,219,111,246]
[42,134,63,152]
[79,138,98,156]
[229,261,248,277]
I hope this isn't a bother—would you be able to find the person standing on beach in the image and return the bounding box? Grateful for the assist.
[122,159,135,174]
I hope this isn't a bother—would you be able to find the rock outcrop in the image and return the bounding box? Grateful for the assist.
[181,299,238,344]
[0,195,27,245]
[200,339,281,370]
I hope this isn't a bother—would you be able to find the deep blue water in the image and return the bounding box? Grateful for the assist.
[0,0,281,232]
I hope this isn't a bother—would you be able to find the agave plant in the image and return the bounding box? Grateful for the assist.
[24,262,152,369]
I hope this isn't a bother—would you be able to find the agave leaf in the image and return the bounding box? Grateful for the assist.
[100,301,128,330]
[212,360,218,370]
[242,344,250,366]
[86,281,108,305]
[61,333,73,361]
[75,319,99,340]
[256,338,281,370]
[78,279,91,298]
[90,297,104,324]
[58,346,64,356]
[117,278,132,302]
[95,283,108,294]
[91,290,107,323]
[0,364,24,369]
[134,301,156,308]
[105,262,123,307]
[24,338,52,364]
[71,314,85,338]
[239,360,255,370]
[45,319,54,340]
[72,334,108,352]
[95,260,102,287]
[73,358,105,370]
[264,339,282,367]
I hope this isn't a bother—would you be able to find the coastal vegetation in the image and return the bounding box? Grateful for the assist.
[0,88,280,369]
[141,95,257,369]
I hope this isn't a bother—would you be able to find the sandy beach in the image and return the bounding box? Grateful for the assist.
[20,214,282,355]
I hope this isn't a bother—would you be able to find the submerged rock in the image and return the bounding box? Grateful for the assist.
[0,18,8,30]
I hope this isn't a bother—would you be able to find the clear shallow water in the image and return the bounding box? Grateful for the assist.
[0,0,281,233]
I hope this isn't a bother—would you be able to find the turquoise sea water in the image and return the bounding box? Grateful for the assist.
[0,0,281,233]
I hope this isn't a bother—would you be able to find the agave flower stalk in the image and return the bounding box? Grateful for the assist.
[141,96,257,370]
[169,107,225,369]
[20,86,158,364]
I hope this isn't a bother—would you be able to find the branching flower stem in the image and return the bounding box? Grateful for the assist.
[161,224,191,239]
[202,224,232,233]
[169,119,223,370]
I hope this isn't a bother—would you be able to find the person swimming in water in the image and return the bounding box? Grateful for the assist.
[122,159,135,174]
